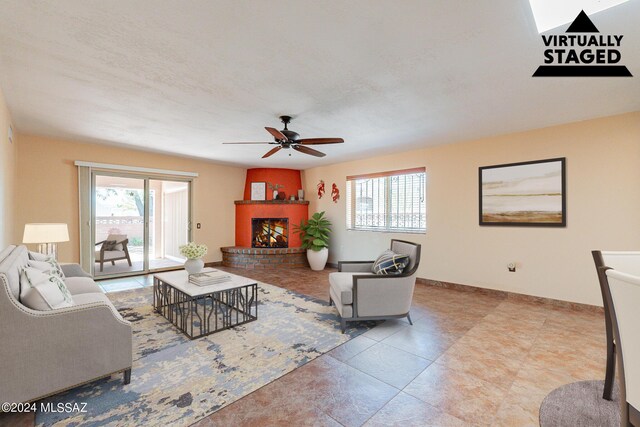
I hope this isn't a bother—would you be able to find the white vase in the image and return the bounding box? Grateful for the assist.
[184,258,204,274]
[307,248,329,271]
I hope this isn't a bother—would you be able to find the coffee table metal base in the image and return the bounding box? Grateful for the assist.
[153,278,258,339]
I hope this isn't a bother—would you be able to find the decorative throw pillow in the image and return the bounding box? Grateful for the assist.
[19,267,74,310]
[371,250,394,272]
[102,240,118,251]
[28,251,48,262]
[29,260,59,277]
[372,250,411,275]
[28,252,65,279]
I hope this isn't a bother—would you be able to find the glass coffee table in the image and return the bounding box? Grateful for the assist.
[153,268,258,339]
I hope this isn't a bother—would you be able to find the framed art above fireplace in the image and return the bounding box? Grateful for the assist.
[250,182,266,201]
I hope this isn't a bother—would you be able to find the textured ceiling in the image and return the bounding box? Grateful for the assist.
[0,0,638,168]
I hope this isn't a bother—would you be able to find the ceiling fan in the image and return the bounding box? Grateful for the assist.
[223,115,344,158]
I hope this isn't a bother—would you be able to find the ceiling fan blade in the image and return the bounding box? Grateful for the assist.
[293,145,326,157]
[265,127,287,141]
[297,138,344,145]
[222,142,273,144]
[262,146,282,158]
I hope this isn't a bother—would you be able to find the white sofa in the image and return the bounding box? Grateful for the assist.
[0,245,132,404]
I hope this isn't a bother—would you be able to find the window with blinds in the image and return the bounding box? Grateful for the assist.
[346,167,426,233]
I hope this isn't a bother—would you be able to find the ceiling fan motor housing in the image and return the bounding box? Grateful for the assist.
[278,116,299,141]
[281,129,300,141]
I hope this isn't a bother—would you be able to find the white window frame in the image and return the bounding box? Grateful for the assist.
[346,167,426,234]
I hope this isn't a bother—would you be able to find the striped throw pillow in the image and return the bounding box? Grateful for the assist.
[372,250,410,275]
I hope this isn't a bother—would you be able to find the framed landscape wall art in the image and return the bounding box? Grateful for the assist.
[479,158,566,227]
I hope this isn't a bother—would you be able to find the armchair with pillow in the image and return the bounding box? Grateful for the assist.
[95,234,132,272]
[329,239,421,332]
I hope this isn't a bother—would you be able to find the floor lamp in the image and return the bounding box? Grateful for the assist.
[23,223,69,260]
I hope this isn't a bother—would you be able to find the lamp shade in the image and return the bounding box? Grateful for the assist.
[23,223,70,244]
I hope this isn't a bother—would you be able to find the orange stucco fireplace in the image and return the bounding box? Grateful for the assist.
[234,199,308,247]
[222,168,310,269]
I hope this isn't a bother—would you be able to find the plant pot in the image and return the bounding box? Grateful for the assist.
[184,258,204,274]
[307,248,328,271]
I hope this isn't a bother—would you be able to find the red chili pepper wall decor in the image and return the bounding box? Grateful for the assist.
[317,180,325,199]
[331,183,340,203]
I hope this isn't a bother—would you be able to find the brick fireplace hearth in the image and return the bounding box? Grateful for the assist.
[220,246,307,269]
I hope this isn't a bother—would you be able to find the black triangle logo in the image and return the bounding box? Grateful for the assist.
[566,10,599,33]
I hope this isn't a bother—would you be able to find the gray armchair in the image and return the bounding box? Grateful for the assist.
[329,239,421,332]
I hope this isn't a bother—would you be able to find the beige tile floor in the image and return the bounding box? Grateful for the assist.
[0,267,607,427]
[196,266,607,427]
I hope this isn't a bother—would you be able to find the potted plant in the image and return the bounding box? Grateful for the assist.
[294,211,332,271]
[179,242,208,274]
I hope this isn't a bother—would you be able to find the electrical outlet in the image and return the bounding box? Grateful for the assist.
[508,262,516,272]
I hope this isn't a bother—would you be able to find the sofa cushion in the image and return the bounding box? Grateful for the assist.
[60,263,92,278]
[372,250,410,275]
[64,277,102,295]
[329,285,353,318]
[0,246,31,300]
[73,292,124,320]
[19,267,74,310]
[329,272,374,305]
[0,245,15,263]
[72,292,111,305]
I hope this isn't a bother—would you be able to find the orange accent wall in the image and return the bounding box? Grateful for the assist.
[243,168,303,200]
[237,168,308,247]
[235,203,308,247]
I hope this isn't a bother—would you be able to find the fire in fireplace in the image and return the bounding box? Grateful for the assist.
[252,218,288,248]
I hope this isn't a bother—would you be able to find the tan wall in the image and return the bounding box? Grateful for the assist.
[16,135,246,263]
[0,88,18,248]
[302,112,640,306]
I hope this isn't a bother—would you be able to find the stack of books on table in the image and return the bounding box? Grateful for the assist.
[189,271,232,286]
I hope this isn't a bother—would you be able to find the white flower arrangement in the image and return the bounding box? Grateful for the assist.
[179,242,208,260]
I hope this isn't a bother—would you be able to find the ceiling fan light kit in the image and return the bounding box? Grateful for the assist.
[223,115,344,159]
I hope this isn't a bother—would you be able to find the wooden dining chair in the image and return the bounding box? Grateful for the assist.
[592,251,617,401]
[604,267,640,426]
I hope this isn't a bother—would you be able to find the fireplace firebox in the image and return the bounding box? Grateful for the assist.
[252,218,288,248]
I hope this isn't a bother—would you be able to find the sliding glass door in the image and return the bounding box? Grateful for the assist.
[148,179,190,270]
[94,175,146,277]
[91,172,191,278]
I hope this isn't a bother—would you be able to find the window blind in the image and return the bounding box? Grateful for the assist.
[346,167,426,233]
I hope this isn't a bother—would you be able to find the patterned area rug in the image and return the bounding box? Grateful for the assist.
[37,282,368,426]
